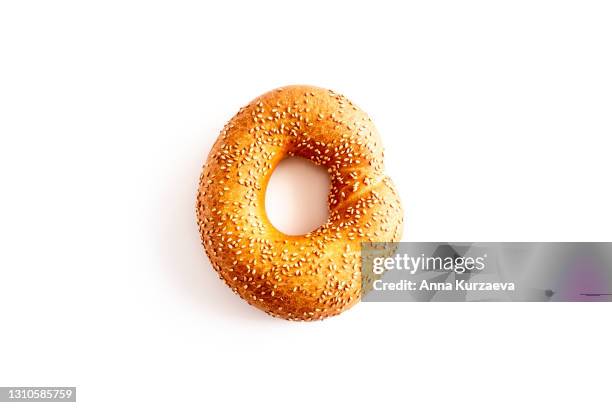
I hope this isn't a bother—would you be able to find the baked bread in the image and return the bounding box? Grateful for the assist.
[196,85,403,320]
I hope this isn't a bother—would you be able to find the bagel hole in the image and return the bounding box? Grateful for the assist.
[265,157,330,235]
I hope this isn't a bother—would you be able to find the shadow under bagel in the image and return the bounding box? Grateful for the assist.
[156,127,274,323]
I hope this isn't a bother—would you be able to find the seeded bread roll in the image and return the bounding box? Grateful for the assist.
[196,85,403,321]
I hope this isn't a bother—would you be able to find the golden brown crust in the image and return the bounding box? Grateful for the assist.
[196,85,403,321]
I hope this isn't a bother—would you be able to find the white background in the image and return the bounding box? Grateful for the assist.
[1,1,611,407]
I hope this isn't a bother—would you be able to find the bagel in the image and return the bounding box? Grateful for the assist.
[196,85,403,321]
